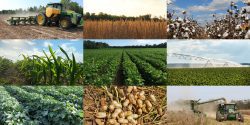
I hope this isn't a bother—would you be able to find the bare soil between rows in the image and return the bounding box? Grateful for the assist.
[0,15,83,39]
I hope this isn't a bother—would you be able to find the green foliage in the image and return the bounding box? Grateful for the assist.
[0,57,13,75]
[84,48,167,85]
[167,68,250,85]
[19,46,83,85]
[61,0,83,14]
[4,86,83,125]
[0,86,38,125]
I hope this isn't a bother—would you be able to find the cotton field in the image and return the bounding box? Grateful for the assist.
[167,1,250,39]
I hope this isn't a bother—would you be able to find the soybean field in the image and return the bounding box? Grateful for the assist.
[167,68,250,85]
[0,86,83,125]
[83,48,167,85]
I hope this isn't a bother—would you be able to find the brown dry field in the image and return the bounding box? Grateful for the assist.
[0,15,82,39]
[84,86,167,125]
[83,20,167,39]
[166,111,250,125]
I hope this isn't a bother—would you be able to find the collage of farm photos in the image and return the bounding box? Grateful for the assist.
[0,0,250,125]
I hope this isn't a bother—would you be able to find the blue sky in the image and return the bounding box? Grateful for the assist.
[84,0,166,17]
[88,39,166,46]
[0,0,83,10]
[168,0,245,25]
[0,40,83,62]
[167,40,250,64]
[168,86,250,104]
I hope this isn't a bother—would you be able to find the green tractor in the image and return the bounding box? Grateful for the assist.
[36,3,83,29]
[216,103,244,122]
[190,98,244,122]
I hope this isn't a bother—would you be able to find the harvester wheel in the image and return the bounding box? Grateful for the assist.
[59,17,72,29]
[37,13,47,26]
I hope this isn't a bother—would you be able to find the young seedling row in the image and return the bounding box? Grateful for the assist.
[0,86,83,125]
[83,48,167,86]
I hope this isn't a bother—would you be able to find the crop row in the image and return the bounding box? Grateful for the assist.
[4,86,83,124]
[21,86,83,110]
[122,52,144,85]
[84,48,167,85]
[167,68,250,85]
[127,52,167,85]
[0,86,37,124]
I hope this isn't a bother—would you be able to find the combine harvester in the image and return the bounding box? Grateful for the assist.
[7,3,83,29]
[190,98,244,122]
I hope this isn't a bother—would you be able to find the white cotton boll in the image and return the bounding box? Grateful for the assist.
[218,34,221,37]
[167,27,170,32]
[173,35,177,38]
[245,30,250,39]
[183,32,189,38]
[192,29,195,33]
[235,24,241,30]
[217,27,220,31]
[223,31,229,38]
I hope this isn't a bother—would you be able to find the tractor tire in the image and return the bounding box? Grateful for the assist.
[36,13,47,26]
[59,17,72,29]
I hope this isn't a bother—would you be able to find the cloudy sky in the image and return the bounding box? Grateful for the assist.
[167,0,245,25]
[168,86,250,104]
[84,0,166,18]
[167,40,250,64]
[0,0,82,11]
[88,39,166,46]
[0,40,83,62]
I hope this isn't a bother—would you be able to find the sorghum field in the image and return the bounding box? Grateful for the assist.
[83,20,167,39]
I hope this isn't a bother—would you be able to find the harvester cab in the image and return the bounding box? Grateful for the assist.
[190,98,244,122]
[216,103,244,122]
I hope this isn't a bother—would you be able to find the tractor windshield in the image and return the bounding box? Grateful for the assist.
[225,105,236,113]
[47,4,62,11]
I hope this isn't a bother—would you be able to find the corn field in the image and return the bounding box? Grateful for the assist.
[83,20,167,39]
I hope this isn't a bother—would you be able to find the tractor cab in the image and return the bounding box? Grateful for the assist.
[46,3,63,11]
[216,103,244,122]
[218,103,237,114]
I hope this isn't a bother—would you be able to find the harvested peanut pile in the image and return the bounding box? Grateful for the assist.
[84,86,167,125]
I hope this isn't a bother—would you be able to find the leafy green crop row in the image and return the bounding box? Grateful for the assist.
[3,86,83,125]
[84,48,167,85]
[122,52,144,85]
[0,86,37,125]
[167,68,250,85]
[127,52,167,85]
[21,86,82,110]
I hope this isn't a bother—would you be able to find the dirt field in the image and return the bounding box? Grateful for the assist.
[0,15,82,39]
[84,86,167,125]
[166,111,250,125]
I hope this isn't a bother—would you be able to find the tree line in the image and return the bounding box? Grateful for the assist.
[0,0,82,14]
[84,12,165,21]
[232,100,250,109]
[84,40,166,49]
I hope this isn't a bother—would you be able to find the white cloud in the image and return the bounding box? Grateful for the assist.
[84,0,166,18]
[188,0,239,12]
[43,41,53,47]
[135,40,166,45]
[167,40,250,63]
